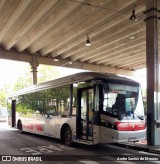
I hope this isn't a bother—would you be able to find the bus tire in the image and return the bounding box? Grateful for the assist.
[18,120,23,134]
[63,126,72,146]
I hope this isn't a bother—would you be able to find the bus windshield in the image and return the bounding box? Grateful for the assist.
[103,83,144,120]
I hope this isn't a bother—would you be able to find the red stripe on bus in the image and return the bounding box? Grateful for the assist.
[34,124,43,131]
[23,124,33,130]
[115,122,146,131]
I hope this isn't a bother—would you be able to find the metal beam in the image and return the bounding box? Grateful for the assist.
[145,0,160,146]
[0,46,134,76]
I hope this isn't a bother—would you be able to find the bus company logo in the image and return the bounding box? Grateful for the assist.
[2,156,11,161]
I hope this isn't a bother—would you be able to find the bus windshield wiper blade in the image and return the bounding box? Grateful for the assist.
[137,115,144,120]
[134,112,144,120]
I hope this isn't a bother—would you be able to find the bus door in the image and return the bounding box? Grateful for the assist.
[11,100,16,127]
[77,87,94,141]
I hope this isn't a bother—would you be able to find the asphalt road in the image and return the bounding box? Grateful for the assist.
[0,122,159,164]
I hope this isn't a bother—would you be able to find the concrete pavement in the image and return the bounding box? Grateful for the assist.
[1,122,160,156]
[112,140,160,155]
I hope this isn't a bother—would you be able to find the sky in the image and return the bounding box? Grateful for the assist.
[0,59,84,88]
[127,68,147,89]
[0,59,29,88]
[0,59,146,89]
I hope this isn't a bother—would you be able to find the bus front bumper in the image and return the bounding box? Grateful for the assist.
[100,127,146,143]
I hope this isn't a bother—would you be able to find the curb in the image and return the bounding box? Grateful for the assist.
[111,142,160,155]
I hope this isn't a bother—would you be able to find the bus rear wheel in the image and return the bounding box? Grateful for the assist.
[63,126,72,146]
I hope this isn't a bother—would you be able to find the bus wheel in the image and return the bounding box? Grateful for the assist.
[63,126,72,146]
[18,121,23,134]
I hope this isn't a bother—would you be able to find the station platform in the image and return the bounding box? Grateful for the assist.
[112,140,160,155]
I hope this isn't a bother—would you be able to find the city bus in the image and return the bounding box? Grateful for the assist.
[7,72,146,145]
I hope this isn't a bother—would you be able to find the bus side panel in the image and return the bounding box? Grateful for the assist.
[33,116,45,135]
[20,117,34,133]
[93,125,100,144]
[46,117,76,140]
[17,116,77,142]
[33,116,72,138]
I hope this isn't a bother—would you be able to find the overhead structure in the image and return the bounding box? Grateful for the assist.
[145,0,160,146]
[0,0,146,75]
[0,0,159,146]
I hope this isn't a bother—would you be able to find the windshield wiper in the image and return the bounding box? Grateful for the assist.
[118,110,144,120]
[132,110,144,120]
[136,115,144,120]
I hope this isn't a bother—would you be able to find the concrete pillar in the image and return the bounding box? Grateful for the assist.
[145,0,160,145]
[30,56,39,85]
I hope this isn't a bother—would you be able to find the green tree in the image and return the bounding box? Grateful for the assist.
[0,64,61,107]
[12,65,61,91]
[13,76,32,92]
[38,65,60,83]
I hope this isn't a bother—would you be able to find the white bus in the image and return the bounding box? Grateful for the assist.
[7,72,146,145]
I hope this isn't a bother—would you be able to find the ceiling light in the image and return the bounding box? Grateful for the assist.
[52,50,59,61]
[130,35,135,40]
[60,61,72,67]
[54,57,59,62]
[129,9,137,21]
[85,36,91,46]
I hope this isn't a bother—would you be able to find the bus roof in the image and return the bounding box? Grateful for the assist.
[8,72,139,98]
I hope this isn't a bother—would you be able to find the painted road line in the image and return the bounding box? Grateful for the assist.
[79,160,100,164]
[20,144,74,155]
[138,151,159,156]
[151,161,160,164]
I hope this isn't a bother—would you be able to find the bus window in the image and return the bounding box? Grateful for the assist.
[16,85,71,118]
[45,85,70,116]
[103,92,117,113]
[103,83,143,120]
